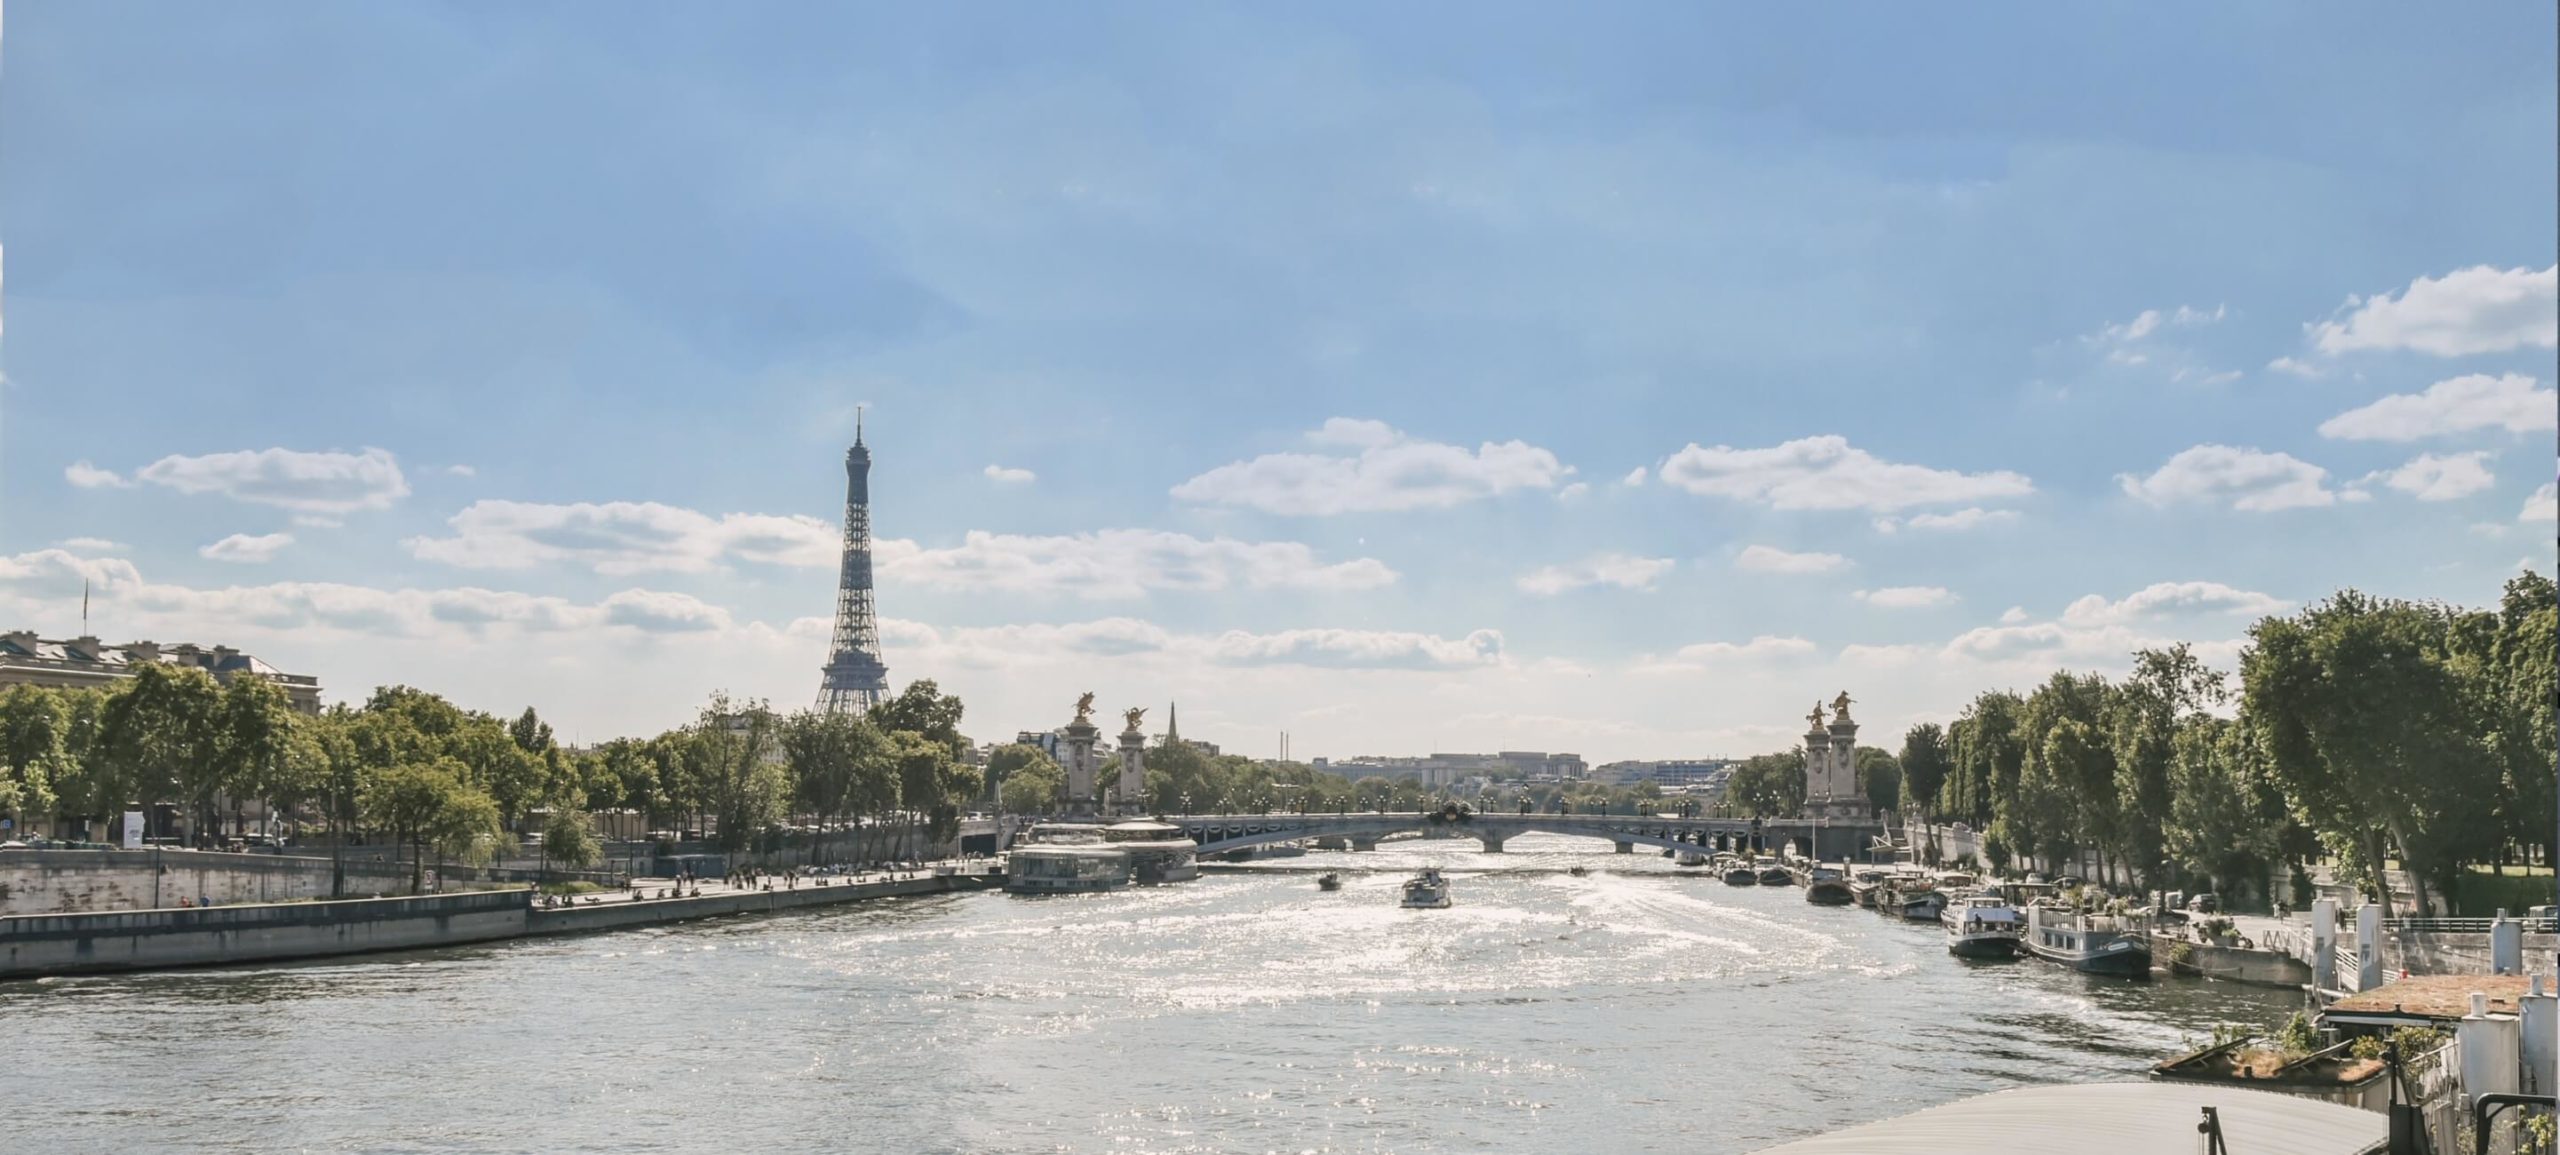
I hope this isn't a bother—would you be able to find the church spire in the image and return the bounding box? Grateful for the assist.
[1165,701,1180,745]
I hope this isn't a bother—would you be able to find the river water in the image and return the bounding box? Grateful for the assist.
[6,835,2304,1154]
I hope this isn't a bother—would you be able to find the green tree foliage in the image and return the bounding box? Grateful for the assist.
[1726,751,1805,817]
[94,663,226,843]
[986,744,1063,813]
[541,807,603,871]
[361,758,499,893]
[1855,746,1901,814]
[999,749,1065,813]
[2488,571,2557,865]
[0,684,73,823]
[2244,590,2505,914]
[870,679,968,757]
[1897,723,1951,817]
[2163,715,2279,900]
[686,696,788,854]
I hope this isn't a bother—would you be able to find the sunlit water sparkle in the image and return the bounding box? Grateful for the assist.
[4,834,2304,1153]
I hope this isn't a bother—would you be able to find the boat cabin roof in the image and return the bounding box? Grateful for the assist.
[2323,973,2528,1025]
[1747,1082,2384,1155]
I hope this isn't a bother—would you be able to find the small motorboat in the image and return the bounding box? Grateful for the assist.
[1722,865,1759,886]
[1316,872,1343,891]
[1400,868,1452,909]
[1755,856,1793,886]
[1676,851,1711,868]
[1567,865,1590,877]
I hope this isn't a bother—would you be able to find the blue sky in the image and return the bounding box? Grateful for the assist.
[4,3,2554,760]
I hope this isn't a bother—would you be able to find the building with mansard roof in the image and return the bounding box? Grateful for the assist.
[0,631,323,713]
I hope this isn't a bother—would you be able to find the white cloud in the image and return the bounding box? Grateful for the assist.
[65,461,133,488]
[1659,435,2032,512]
[2090,304,2225,346]
[1171,418,1570,515]
[2060,581,2288,625]
[1942,581,2281,665]
[2117,445,2336,512]
[446,464,478,478]
[2317,373,2556,442]
[1517,553,1676,596]
[2308,264,2557,356]
[886,616,1505,672]
[406,500,839,574]
[1855,586,1956,609]
[873,529,1396,599]
[0,548,732,639]
[1873,507,2019,534]
[57,537,124,552]
[1632,634,1819,674]
[983,464,1036,484]
[1620,466,1648,487]
[1556,482,1591,501]
[2523,482,2558,523]
[199,533,294,564]
[2267,356,2325,379]
[134,447,410,514]
[1999,606,2029,624]
[2363,452,2496,502]
[1734,545,1849,574]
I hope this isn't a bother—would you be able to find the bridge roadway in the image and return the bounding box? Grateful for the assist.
[1164,812,1883,861]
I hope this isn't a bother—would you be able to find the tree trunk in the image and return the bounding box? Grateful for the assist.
[329,796,346,899]
[2366,828,2396,919]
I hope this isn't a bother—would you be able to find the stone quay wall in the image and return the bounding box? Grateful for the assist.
[528,871,1003,937]
[0,848,420,916]
[0,889,530,980]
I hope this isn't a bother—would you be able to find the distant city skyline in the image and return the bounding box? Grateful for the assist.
[4,4,2554,762]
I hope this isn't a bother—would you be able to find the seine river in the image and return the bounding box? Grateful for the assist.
[6,835,2304,1154]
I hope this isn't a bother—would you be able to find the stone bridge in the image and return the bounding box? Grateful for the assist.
[1165,812,1884,861]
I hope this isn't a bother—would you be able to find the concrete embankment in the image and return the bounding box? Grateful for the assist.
[2,870,1004,980]
[0,889,530,979]
[526,872,1001,937]
[0,848,416,915]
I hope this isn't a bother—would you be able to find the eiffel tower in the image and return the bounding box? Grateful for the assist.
[816,414,890,714]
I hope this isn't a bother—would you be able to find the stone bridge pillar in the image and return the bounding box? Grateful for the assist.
[1479,835,1506,853]
[1614,841,1633,854]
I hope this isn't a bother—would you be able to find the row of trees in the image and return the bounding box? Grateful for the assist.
[0,667,988,893]
[979,736,1674,818]
[1869,571,2553,914]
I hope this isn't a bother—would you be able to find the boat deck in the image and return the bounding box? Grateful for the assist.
[1748,1082,2384,1155]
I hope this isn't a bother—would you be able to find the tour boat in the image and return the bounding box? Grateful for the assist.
[1005,843,1131,894]
[1802,864,1855,906]
[1942,892,2022,959]
[1400,868,1452,909]
[1316,872,1343,891]
[1676,851,1711,868]
[1848,869,1888,909]
[1721,864,1759,886]
[2021,904,2151,977]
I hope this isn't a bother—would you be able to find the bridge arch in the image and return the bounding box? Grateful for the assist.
[1169,813,1783,857]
